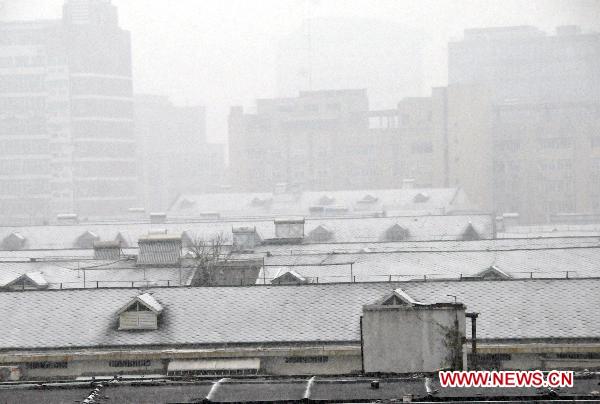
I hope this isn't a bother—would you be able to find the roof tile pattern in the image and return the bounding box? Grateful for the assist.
[0,279,599,350]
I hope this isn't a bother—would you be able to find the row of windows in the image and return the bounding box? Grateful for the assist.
[0,158,50,175]
[71,76,132,97]
[0,140,49,155]
[71,120,134,139]
[108,359,152,368]
[25,361,68,369]
[73,143,136,159]
[0,75,45,93]
[284,356,329,364]
[71,99,133,119]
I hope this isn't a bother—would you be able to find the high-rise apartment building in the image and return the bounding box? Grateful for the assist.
[447,26,600,223]
[0,0,136,224]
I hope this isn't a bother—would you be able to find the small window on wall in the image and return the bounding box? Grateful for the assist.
[25,361,68,369]
[284,356,329,364]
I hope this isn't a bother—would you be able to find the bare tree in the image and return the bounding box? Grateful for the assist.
[187,232,230,286]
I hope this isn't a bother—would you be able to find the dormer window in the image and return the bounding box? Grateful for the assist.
[117,293,163,330]
[461,223,481,241]
[178,198,196,210]
[413,192,430,203]
[1,232,26,250]
[317,195,335,205]
[358,194,379,204]
[271,270,308,285]
[75,231,100,249]
[374,288,425,307]
[115,232,129,248]
[307,225,334,242]
[384,224,409,242]
[2,272,48,291]
[476,265,511,280]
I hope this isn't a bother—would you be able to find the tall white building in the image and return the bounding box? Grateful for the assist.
[0,0,136,225]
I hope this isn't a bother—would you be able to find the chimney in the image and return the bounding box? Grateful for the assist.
[361,289,466,374]
[150,212,167,224]
[137,235,182,266]
[402,179,415,189]
[232,227,262,252]
[93,240,121,260]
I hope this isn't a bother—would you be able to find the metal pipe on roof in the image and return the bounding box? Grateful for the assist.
[466,312,479,370]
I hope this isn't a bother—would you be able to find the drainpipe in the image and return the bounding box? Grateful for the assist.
[466,312,479,370]
[359,316,365,374]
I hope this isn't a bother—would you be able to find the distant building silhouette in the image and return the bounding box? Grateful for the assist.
[447,26,600,223]
[0,0,136,224]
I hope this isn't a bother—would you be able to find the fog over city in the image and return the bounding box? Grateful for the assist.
[2,0,599,144]
[2,1,600,402]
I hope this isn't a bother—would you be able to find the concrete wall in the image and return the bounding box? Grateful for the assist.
[362,304,466,374]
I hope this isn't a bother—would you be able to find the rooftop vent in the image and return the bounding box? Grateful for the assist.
[402,179,415,189]
[199,211,221,220]
[1,232,26,250]
[274,218,305,239]
[75,230,100,249]
[232,227,262,251]
[57,213,78,224]
[137,235,182,266]
[93,240,121,260]
[502,212,520,227]
[117,293,163,330]
[128,207,145,215]
[149,212,167,224]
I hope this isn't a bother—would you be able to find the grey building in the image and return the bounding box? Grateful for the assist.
[134,95,226,211]
[0,0,136,225]
[447,26,600,223]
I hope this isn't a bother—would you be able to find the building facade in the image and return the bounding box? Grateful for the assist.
[0,0,136,225]
[134,95,226,211]
[228,89,445,193]
[447,26,600,223]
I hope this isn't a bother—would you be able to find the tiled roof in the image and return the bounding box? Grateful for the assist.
[0,259,195,289]
[0,214,493,250]
[168,187,476,218]
[0,279,599,351]
[256,242,600,283]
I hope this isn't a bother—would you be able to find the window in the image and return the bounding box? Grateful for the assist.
[25,361,68,369]
[109,359,152,368]
[285,356,329,364]
[125,302,152,312]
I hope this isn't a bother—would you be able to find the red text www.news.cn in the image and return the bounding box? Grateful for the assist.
[439,370,573,388]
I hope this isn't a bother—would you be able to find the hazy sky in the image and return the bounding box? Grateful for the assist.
[2,0,600,143]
